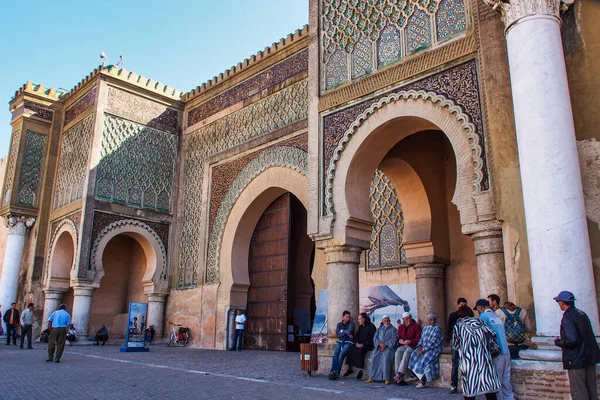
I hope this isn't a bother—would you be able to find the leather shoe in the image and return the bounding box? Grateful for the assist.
[356,371,363,380]
[342,369,353,377]
[45,359,53,362]
[364,378,374,383]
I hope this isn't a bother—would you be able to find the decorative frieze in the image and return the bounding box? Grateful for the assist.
[64,87,97,126]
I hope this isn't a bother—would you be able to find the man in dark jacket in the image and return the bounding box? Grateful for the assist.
[329,310,355,380]
[3,303,20,346]
[553,291,600,400]
[447,297,469,393]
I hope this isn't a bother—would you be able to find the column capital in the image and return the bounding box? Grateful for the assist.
[323,245,363,264]
[147,293,168,303]
[44,289,67,299]
[483,0,573,32]
[4,216,35,235]
[413,263,445,279]
[72,285,95,297]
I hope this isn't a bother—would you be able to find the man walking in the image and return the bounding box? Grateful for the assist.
[475,299,515,400]
[46,304,72,363]
[447,297,470,393]
[553,291,600,400]
[3,302,20,346]
[230,309,246,351]
[20,303,34,349]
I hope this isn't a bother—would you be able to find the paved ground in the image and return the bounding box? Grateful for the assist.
[0,343,469,399]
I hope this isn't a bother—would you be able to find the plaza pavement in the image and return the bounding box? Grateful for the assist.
[0,343,466,400]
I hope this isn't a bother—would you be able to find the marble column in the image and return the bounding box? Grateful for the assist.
[72,286,95,338]
[484,0,600,337]
[0,216,35,314]
[41,290,66,329]
[147,293,167,339]
[465,221,508,302]
[414,263,446,328]
[323,245,362,338]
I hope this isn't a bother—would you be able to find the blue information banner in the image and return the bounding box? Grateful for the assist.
[125,302,148,348]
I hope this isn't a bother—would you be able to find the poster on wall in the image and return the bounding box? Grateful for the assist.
[311,284,417,344]
[121,302,149,352]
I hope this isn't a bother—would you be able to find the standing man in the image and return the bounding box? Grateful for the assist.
[20,303,34,349]
[3,302,20,346]
[447,297,469,393]
[46,304,72,363]
[230,309,246,351]
[329,310,355,380]
[553,291,600,400]
[475,299,515,400]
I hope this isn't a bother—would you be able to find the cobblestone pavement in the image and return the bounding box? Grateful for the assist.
[0,344,472,399]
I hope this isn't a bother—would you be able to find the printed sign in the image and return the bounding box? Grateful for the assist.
[125,302,148,348]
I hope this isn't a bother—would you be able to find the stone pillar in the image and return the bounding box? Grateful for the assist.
[484,0,600,336]
[414,264,446,327]
[147,293,167,339]
[41,290,65,329]
[0,216,35,314]
[323,245,362,338]
[72,286,95,338]
[465,221,508,302]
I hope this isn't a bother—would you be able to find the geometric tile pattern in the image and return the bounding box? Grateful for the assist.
[352,36,374,79]
[178,79,308,288]
[321,0,467,88]
[2,130,21,205]
[64,87,97,126]
[204,146,308,285]
[53,114,95,209]
[435,0,466,42]
[17,130,47,207]
[406,9,432,54]
[322,60,489,215]
[326,49,349,90]
[377,25,402,68]
[95,115,177,213]
[368,169,405,270]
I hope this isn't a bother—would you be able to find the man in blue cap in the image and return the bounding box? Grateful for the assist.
[553,291,600,400]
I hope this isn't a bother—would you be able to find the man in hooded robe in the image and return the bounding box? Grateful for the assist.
[408,312,444,388]
[365,315,398,384]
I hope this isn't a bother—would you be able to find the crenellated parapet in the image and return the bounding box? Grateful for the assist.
[182,25,309,103]
[482,0,574,31]
[11,81,63,103]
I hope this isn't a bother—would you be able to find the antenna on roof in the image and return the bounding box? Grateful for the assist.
[100,52,108,68]
[117,55,124,67]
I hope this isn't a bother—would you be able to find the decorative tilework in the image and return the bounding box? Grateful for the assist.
[64,87,97,126]
[377,25,402,68]
[11,102,54,122]
[53,114,95,209]
[368,169,405,270]
[106,87,179,133]
[406,9,432,54]
[352,36,374,79]
[178,79,308,288]
[17,131,47,207]
[322,60,488,214]
[208,134,308,239]
[2,130,21,205]
[326,49,349,90]
[435,0,466,41]
[187,49,308,126]
[321,0,467,88]
[205,146,308,284]
[95,115,177,213]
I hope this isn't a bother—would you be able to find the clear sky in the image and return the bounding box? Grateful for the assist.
[0,0,308,156]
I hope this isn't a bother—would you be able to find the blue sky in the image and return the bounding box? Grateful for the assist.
[0,0,308,156]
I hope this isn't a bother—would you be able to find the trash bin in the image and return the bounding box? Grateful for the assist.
[300,342,318,376]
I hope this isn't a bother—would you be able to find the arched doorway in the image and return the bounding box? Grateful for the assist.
[245,193,315,351]
[89,234,147,338]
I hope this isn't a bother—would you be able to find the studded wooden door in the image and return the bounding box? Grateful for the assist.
[245,193,290,351]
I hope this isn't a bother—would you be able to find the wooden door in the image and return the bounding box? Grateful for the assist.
[245,194,291,351]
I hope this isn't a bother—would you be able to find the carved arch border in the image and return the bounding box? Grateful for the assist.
[205,146,308,284]
[324,90,484,216]
[44,218,79,288]
[90,219,168,291]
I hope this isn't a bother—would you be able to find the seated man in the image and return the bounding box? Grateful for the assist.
[394,312,421,385]
[94,324,109,346]
[329,311,355,380]
[66,325,78,345]
[408,313,444,389]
